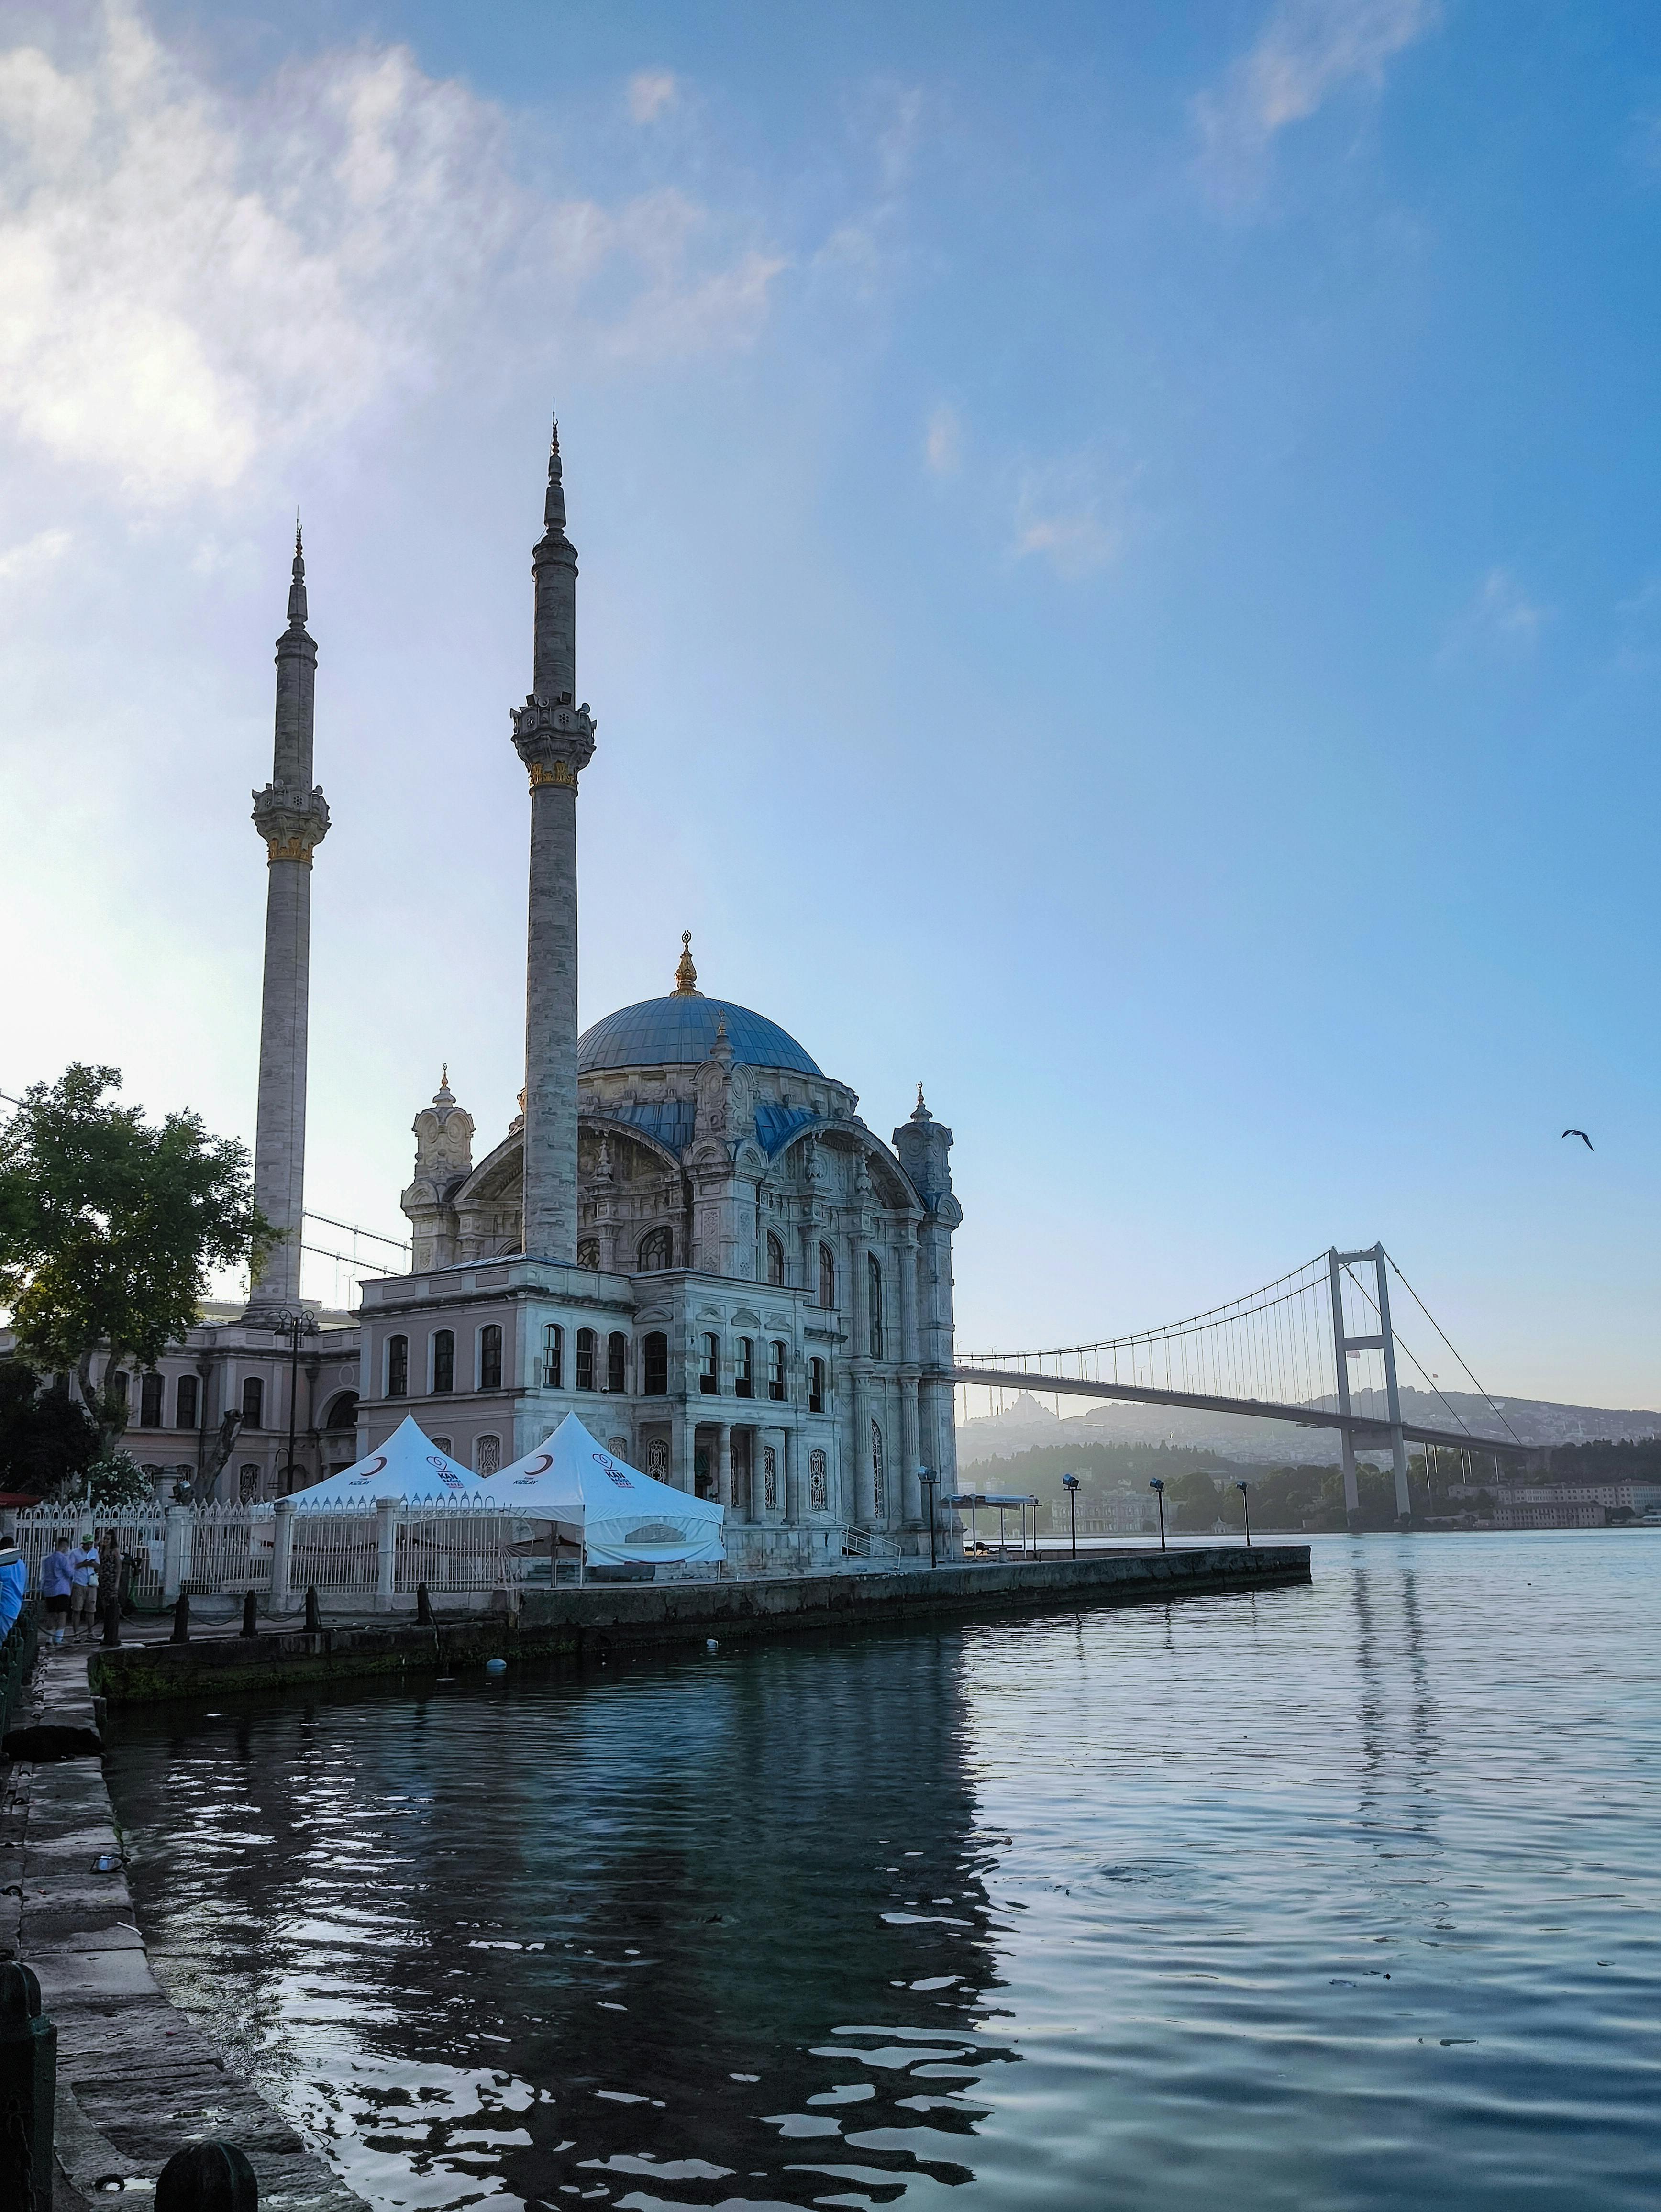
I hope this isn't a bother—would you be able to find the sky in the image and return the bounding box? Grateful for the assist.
[0,0,1658,1405]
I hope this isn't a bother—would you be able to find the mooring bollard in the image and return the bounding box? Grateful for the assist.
[304,1586,321,1633]
[156,2139,259,2212]
[170,1594,191,1645]
[416,1583,433,1626]
[0,1960,57,2212]
[241,1590,259,1638]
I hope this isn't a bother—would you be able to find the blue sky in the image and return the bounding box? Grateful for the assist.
[1,1,1658,1401]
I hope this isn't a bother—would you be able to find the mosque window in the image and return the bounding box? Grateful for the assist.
[763,1445,779,1512]
[735,1338,754,1399]
[808,1358,825,1414]
[576,1329,597,1390]
[809,1449,828,1513]
[768,1341,787,1402]
[479,1325,503,1391]
[766,1232,786,1287]
[139,1372,164,1428]
[176,1374,199,1431]
[639,1227,673,1272]
[646,1438,670,1478]
[577,1238,600,1269]
[542,1324,563,1390]
[242,1376,265,1428]
[642,1333,669,1394]
[431,1437,452,1456]
[699,1333,720,1394]
[871,1419,886,1519]
[109,1370,128,1415]
[868,1257,884,1359]
[322,1392,358,1430]
[432,1330,455,1394]
[476,1435,501,1476]
[386,1338,408,1399]
[607,1332,628,1392]
[819,1243,836,1309]
[239,1465,260,1503]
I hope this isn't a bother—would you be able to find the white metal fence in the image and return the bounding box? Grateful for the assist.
[0,1498,523,1612]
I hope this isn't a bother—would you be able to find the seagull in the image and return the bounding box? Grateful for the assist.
[1562,1129,1593,1150]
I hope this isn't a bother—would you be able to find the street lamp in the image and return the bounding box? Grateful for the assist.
[1061,1471,1080,1559]
[1149,1475,1166,1552]
[918,1465,939,1568]
[272,1309,321,1496]
[1236,1479,1252,1548]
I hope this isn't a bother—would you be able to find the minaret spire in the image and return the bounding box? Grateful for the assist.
[511,408,597,1261]
[244,525,331,1321]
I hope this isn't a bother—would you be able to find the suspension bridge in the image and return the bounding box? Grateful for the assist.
[953,1244,1530,1527]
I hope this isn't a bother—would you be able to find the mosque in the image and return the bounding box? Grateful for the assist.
[133,420,964,1560]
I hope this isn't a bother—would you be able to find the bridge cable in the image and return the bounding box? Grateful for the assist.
[1378,1252,1525,1449]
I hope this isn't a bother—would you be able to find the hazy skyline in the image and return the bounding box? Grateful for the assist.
[2,1,1658,1402]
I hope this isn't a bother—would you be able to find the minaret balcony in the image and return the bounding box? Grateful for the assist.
[511,695,597,788]
[251,781,330,865]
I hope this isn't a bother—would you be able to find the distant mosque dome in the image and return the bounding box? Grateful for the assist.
[576,931,823,1077]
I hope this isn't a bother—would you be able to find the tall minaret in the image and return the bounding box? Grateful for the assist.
[511,416,596,1261]
[244,527,330,1319]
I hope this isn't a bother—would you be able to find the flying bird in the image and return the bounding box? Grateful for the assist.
[1561,1129,1593,1150]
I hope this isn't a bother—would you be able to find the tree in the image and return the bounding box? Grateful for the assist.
[0,1065,271,1452]
[0,1360,99,1496]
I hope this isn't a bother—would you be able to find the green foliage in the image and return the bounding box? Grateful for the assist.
[1545,1438,1661,1482]
[86,1448,154,1509]
[962,1439,1233,1503]
[0,1360,99,1497]
[0,1064,270,1447]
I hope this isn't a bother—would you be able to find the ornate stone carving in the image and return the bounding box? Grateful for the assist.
[252,781,330,865]
[511,695,596,790]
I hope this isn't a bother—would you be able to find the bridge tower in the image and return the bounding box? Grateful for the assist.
[1328,1245,1411,1531]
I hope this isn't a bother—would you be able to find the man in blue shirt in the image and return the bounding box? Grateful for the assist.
[40,1535,74,1648]
[0,1541,26,1637]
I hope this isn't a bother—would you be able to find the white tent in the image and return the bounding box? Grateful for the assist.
[486,1414,725,1564]
[293,1417,492,1508]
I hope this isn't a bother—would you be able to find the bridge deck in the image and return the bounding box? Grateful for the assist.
[951,1366,1527,1457]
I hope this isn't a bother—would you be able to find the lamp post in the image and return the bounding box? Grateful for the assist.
[1062,1471,1079,1559]
[1149,1475,1166,1552]
[918,1465,939,1568]
[272,1309,320,1497]
[1237,1479,1252,1548]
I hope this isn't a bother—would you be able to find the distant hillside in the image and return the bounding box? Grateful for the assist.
[956,1388,1661,1468]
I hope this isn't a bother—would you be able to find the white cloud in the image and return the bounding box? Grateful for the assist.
[0,525,71,584]
[1012,451,1124,580]
[626,70,678,125]
[1194,0,1437,208]
[0,4,786,506]
[1444,566,1552,657]
[924,403,961,476]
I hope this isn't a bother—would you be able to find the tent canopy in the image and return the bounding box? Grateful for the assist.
[294,1417,491,1508]
[487,1415,724,1564]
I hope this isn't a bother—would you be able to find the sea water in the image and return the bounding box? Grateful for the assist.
[103,1533,1660,2211]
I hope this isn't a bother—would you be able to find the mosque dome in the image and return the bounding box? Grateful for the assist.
[577,934,823,1077]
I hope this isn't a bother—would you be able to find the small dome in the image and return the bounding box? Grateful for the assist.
[578,996,823,1077]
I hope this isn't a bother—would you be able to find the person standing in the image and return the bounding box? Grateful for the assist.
[0,1539,26,1637]
[69,1534,100,1644]
[40,1535,74,1648]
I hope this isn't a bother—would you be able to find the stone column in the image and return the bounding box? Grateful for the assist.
[672,1401,694,1493]
[782,1424,800,1524]
[715,1420,732,1510]
[376,1495,399,1613]
[900,1375,921,1526]
[271,1495,295,1613]
[244,531,329,1321]
[511,421,595,1263]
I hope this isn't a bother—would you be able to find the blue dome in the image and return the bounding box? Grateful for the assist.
[578,996,823,1077]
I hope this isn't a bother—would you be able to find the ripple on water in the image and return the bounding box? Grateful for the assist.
[104,1533,1661,2211]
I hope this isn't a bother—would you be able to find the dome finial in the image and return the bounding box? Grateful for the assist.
[674,929,700,996]
[911,1083,932,1122]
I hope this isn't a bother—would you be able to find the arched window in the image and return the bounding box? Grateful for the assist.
[768,1340,787,1401]
[871,1419,886,1519]
[642,1334,669,1395]
[809,1449,828,1512]
[476,1435,501,1476]
[808,1357,825,1414]
[645,1437,670,1479]
[819,1242,836,1309]
[321,1391,358,1431]
[576,1328,597,1391]
[606,1331,628,1392]
[766,1232,786,1287]
[639,1227,673,1272]
[478,1324,503,1391]
[139,1373,164,1428]
[431,1436,452,1456]
[542,1323,563,1390]
[868,1256,884,1359]
[699,1333,720,1394]
[386,1338,408,1399]
[763,1444,779,1511]
[735,1338,754,1399]
[176,1374,200,1431]
[242,1376,265,1427]
[432,1330,455,1394]
[577,1237,600,1269]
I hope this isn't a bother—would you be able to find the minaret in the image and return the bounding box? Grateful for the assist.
[511,415,597,1260]
[244,527,330,1319]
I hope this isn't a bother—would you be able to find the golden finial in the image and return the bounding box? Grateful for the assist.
[442,1062,449,1088]
[674,929,700,996]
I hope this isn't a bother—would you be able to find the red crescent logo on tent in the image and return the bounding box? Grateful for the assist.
[512,1454,554,1484]
[349,1455,388,1482]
